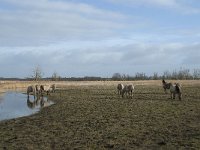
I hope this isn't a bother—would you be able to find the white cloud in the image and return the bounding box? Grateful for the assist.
[0,0,129,46]
[0,0,199,77]
[0,40,200,77]
[107,0,200,14]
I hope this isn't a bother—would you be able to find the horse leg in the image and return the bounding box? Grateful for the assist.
[173,93,175,99]
[130,90,133,98]
[179,93,182,100]
[170,92,173,99]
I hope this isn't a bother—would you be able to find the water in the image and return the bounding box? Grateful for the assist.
[0,91,54,121]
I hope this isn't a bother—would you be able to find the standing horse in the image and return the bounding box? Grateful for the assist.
[121,84,134,98]
[35,85,41,95]
[162,79,171,93]
[117,83,124,95]
[27,85,36,98]
[40,85,51,95]
[170,83,182,100]
[50,84,56,93]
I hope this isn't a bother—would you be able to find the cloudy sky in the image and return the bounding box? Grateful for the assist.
[0,0,200,78]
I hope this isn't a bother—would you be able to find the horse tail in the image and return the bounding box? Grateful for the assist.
[175,84,181,93]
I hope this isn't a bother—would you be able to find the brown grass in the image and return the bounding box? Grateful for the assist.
[0,80,200,149]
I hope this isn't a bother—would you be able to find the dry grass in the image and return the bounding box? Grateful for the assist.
[0,80,200,149]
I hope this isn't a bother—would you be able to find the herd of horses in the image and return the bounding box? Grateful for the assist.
[27,84,56,97]
[27,80,182,100]
[117,79,182,100]
[117,83,134,98]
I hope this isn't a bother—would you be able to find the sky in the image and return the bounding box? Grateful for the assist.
[0,0,200,78]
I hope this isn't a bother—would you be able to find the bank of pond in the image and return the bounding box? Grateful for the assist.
[0,91,54,121]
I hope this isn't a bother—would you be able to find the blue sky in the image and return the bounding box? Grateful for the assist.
[0,0,200,78]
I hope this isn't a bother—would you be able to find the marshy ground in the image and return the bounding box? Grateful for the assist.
[0,81,200,149]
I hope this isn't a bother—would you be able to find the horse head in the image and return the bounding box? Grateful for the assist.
[162,79,166,84]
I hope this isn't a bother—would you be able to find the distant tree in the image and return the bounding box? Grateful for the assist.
[171,70,178,80]
[163,71,171,79]
[134,72,147,80]
[193,69,200,79]
[112,73,122,80]
[153,72,158,80]
[52,71,60,81]
[32,66,43,81]
[177,68,192,79]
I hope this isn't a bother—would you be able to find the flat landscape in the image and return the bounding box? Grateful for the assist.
[0,80,200,149]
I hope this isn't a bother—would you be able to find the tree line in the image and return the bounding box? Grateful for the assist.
[31,67,200,81]
[112,68,200,80]
[0,67,199,81]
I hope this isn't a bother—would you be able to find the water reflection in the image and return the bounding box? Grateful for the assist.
[0,92,54,121]
[27,95,52,109]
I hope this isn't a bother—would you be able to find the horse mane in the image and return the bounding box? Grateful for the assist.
[162,79,166,84]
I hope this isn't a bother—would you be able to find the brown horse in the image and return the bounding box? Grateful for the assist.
[162,79,171,93]
[27,85,36,98]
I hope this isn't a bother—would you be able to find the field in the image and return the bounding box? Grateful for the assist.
[0,80,200,149]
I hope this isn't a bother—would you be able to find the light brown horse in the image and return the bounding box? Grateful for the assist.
[121,84,134,98]
[50,84,56,93]
[40,85,51,95]
[169,83,182,100]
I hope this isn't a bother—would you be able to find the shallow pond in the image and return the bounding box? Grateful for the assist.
[0,91,54,121]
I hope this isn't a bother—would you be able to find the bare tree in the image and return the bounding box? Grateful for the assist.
[153,72,158,80]
[52,71,60,81]
[32,66,43,81]
[135,72,147,80]
[193,69,200,79]
[112,73,122,80]
[163,71,171,79]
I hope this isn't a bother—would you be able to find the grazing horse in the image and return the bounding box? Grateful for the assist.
[117,83,124,95]
[50,84,56,93]
[35,85,41,95]
[122,84,134,98]
[40,85,51,95]
[162,79,171,93]
[170,83,182,100]
[27,85,36,98]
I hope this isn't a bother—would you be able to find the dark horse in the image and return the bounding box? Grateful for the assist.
[162,79,171,93]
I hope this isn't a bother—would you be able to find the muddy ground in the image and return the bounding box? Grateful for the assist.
[0,82,200,149]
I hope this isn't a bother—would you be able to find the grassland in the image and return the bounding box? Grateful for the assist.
[0,80,200,149]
